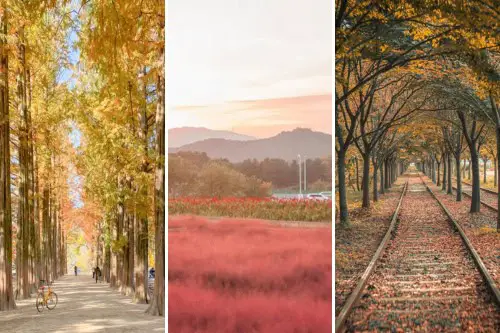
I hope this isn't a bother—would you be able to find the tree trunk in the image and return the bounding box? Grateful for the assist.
[115,200,124,289]
[146,48,165,316]
[442,153,447,191]
[483,158,487,184]
[384,159,389,189]
[15,27,30,299]
[431,160,436,183]
[42,188,50,283]
[372,162,378,202]
[447,154,452,194]
[380,161,385,194]
[96,229,101,268]
[355,157,360,191]
[496,125,500,231]
[110,217,117,287]
[391,159,395,186]
[390,160,393,184]
[436,162,441,187]
[33,144,41,288]
[388,159,392,187]
[388,161,392,186]
[468,159,471,180]
[337,149,349,227]
[456,155,462,201]
[62,232,66,275]
[58,217,63,277]
[124,206,134,296]
[26,67,36,293]
[470,151,481,213]
[104,221,111,283]
[494,158,498,187]
[0,8,15,310]
[121,207,128,293]
[134,73,149,303]
[361,154,370,208]
[134,204,148,303]
[51,196,57,280]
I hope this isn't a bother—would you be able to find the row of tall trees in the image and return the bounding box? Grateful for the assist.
[335,0,499,229]
[75,0,165,315]
[417,63,499,231]
[1,1,73,310]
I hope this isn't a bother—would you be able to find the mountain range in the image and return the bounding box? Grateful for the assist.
[168,127,255,148]
[168,127,332,162]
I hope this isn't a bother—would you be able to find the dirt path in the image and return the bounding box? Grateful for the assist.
[0,275,164,333]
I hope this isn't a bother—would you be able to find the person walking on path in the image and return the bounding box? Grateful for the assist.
[95,266,101,283]
[74,266,78,276]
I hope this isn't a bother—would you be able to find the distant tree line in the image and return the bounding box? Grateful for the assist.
[168,152,332,197]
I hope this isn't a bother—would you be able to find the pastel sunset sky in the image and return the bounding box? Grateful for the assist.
[168,0,332,138]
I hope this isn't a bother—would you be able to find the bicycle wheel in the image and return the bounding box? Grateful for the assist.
[36,292,45,312]
[46,292,58,310]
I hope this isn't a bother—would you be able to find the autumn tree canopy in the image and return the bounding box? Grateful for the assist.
[335,0,499,229]
[0,0,165,316]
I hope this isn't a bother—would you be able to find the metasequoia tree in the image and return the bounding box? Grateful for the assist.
[0,0,72,308]
[0,5,15,311]
[77,0,165,312]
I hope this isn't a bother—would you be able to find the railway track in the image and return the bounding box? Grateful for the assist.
[461,180,498,195]
[336,172,500,332]
[451,178,498,211]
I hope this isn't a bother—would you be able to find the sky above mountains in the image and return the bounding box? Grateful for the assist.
[168,0,332,138]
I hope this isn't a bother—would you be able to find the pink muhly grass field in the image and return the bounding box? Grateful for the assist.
[168,216,332,332]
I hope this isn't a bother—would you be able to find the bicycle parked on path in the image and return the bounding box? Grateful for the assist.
[36,280,58,312]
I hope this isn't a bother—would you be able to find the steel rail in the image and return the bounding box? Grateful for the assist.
[334,179,409,332]
[422,176,500,306]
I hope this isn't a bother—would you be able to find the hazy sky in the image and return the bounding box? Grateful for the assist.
[168,0,332,138]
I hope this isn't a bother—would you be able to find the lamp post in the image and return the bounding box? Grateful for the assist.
[298,154,302,197]
[304,156,307,194]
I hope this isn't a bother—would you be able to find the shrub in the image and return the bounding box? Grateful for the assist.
[169,197,332,222]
